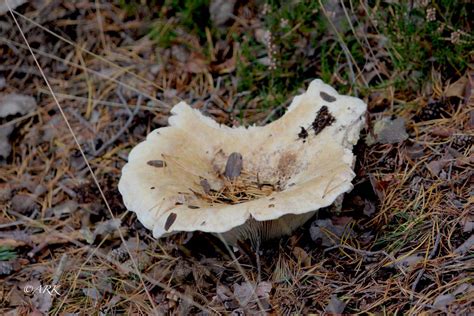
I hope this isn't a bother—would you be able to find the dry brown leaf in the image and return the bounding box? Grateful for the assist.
[325,295,346,314]
[430,127,457,137]
[310,218,355,247]
[432,293,455,311]
[366,117,408,145]
[293,246,311,267]
[445,75,468,98]
[233,282,255,307]
[426,158,450,177]
[454,235,474,255]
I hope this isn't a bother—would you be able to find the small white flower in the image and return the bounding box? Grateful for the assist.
[280,18,289,28]
[426,7,436,22]
[262,3,271,15]
[450,30,461,44]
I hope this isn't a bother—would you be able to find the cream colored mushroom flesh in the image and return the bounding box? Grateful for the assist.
[119,79,367,244]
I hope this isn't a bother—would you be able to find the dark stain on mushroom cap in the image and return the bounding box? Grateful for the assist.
[320,91,337,102]
[164,212,177,230]
[312,106,336,135]
[298,127,308,141]
[188,205,200,209]
[147,160,167,168]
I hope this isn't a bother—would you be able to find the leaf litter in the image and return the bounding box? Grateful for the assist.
[0,1,472,315]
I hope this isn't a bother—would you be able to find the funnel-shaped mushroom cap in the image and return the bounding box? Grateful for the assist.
[119,79,366,242]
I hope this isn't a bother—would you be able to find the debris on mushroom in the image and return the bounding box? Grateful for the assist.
[118,79,367,245]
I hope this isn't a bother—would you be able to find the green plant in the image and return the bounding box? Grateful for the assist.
[0,246,16,261]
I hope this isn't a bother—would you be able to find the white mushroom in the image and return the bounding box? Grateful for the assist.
[119,79,366,244]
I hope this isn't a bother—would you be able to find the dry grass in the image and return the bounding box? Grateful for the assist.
[194,171,277,206]
[0,1,472,315]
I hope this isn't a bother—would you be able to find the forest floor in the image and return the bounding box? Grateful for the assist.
[0,1,473,315]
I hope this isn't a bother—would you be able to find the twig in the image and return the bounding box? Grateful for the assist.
[324,244,401,270]
[6,8,158,312]
[410,232,441,300]
[94,94,142,156]
[0,228,127,248]
[39,90,156,111]
[0,110,38,129]
[0,36,169,109]
[66,108,95,133]
[260,99,291,125]
[52,253,68,285]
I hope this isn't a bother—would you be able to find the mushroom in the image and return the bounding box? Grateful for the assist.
[118,79,366,245]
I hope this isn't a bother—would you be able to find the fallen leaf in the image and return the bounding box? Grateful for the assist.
[454,155,474,167]
[369,173,394,200]
[0,125,14,159]
[430,127,457,137]
[0,0,27,16]
[0,183,12,202]
[366,117,408,145]
[310,218,355,247]
[454,235,474,255]
[465,70,473,109]
[445,75,468,98]
[404,143,425,160]
[452,283,474,296]
[368,91,390,111]
[0,94,37,158]
[432,293,455,311]
[233,282,255,307]
[394,254,423,271]
[446,147,462,158]
[121,237,151,271]
[331,216,353,226]
[426,158,450,177]
[11,193,36,214]
[214,285,232,303]
[255,281,272,298]
[363,199,376,217]
[325,295,346,314]
[293,247,311,267]
[460,217,474,233]
[210,0,236,26]
[7,287,26,307]
[93,219,121,241]
[0,93,37,118]
[82,287,101,304]
[24,279,53,313]
[49,200,78,218]
[0,261,13,275]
